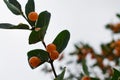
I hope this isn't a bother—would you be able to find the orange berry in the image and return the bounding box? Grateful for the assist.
[81,76,91,80]
[28,12,38,21]
[29,56,41,68]
[114,48,120,57]
[35,27,41,31]
[115,40,120,47]
[46,43,56,53]
[49,50,59,60]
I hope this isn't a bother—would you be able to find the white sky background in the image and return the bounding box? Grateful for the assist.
[0,0,120,80]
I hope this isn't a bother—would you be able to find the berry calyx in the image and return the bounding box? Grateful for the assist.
[35,27,41,31]
[29,56,41,68]
[28,12,38,21]
[49,50,59,60]
[46,43,57,53]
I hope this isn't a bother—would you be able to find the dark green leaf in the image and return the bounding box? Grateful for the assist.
[82,59,89,76]
[8,0,22,12]
[53,30,70,53]
[25,0,35,26]
[111,68,120,80]
[29,30,41,44]
[10,23,30,30]
[4,0,21,15]
[54,67,66,80]
[25,0,35,17]
[35,11,51,28]
[0,23,15,29]
[0,23,30,30]
[27,49,49,69]
[29,26,47,44]
[29,11,51,44]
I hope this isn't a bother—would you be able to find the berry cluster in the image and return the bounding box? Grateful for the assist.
[46,43,59,60]
[29,43,60,68]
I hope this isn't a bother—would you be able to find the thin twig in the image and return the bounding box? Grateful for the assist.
[21,12,34,29]
[42,40,57,78]
[50,61,57,78]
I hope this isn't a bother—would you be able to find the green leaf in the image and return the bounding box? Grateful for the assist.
[0,23,30,30]
[25,0,35,17]
[111,68,120,80]
[10,23,30,30]
[0,23,15,29]
[29,26,47,44]
[29,30,41,44]
[8,0,22,12]
[4,0,21,15]
[82,59,89,76]
[35,11,51,28]
[53,30,70,53]
[25,0,35,26]
[28,11,51,44]
[54,67,66,80]
[27,49,49,69]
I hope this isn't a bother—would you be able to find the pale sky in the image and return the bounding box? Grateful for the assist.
[0,0,120,80]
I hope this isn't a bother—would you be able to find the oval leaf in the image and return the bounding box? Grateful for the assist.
[0,23,15,29]
[35,11,51,28]
[27,49,49,69]
[53,30,70,53]
[29,26,47,44]
[82,59,89,76]
[25,0,35,26]
[4,0,21,15]
[29,11,51,44]
[29,30,41,44]
[25,0,35,17]
[8,0,22,12]
[0,23,30,30]
[10,23,30,30]
[25,0,35,16]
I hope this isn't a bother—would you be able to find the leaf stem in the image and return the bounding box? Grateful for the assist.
[42,40,57,78]
[21,12,34,29]
[42,40,47,48]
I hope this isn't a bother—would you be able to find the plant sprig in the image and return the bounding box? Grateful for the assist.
[1,0,70,80]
